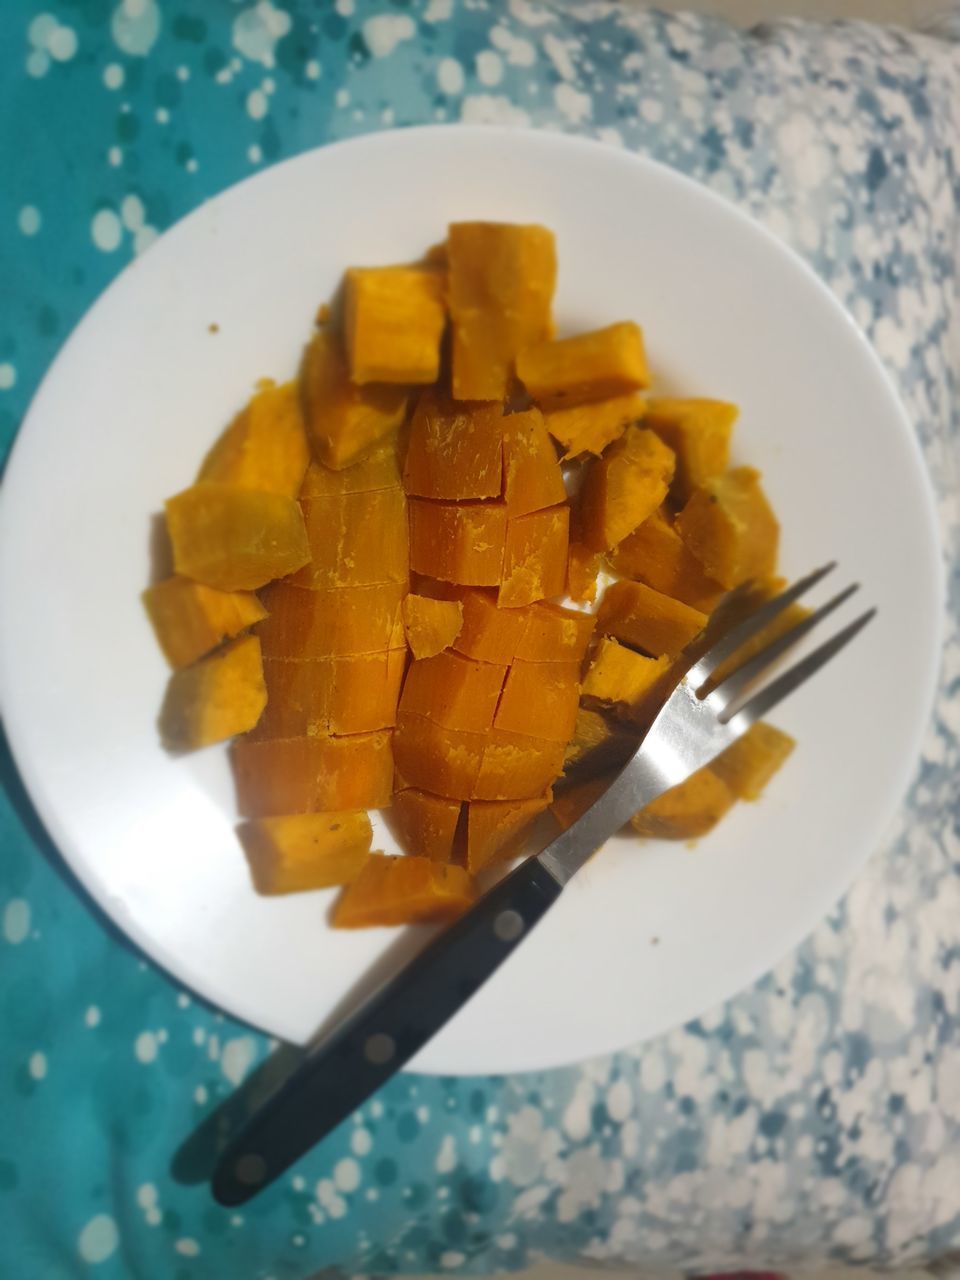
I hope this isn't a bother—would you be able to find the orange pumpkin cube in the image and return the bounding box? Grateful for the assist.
[232,730,394,816]
[291,488,408,589]
[403,391,503,500]
[494,660,581,743]
[344,265,446,385]
[239,811,372,894]
[448,221,556,401]
[597,580,707,657]
[502,408,566,516]
[393,713,486,799]
[609,507,725,613]
[300,329,408,470]
[579,427,675,551]
[253,650,406,738]
[515,601,596,664]
[402,593,464,659]
[165,482,310,591]
[391,788,463,862]
[710,722,795,801]
[517,322,649,409]
[256,582,406,658]
[499,505,569,607]
[332,856,477,928]
[645,397,738,504]
[198,381,309,499]
[453,592,530,664]
[409,499,507,586]
[566,541,602,604]
[299,441,402,498]
[676,467,779,589]
[563,707,636,776]
[143,576,267,669]
[631,766,735,839]
[466,794,551,873]
[474,729,567,801]
[544,392,646,459]
[399,650,507,733]
[159,634,267,751]
[582,638,671,718]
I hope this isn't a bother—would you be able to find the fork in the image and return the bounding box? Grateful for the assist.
[212,564,874,1205]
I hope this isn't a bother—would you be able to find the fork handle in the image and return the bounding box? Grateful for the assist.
[211,856,562,1205]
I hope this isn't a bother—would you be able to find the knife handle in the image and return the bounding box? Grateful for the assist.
[211,856,562,1205]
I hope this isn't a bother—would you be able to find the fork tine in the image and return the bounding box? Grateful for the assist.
[702,582,861,712]
[723,607,877,728]
[687,562,837,691]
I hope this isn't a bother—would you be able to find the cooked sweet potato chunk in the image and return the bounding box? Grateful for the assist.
[563,707,636,776]
[579,427,675,552]
[453,592,530,664]
[166,482,310,591]
[494,660,580,743]
[502,408,566,516]
[466,794,551,873]
[631,766,735,839]
[254,650,405,738]
[409,499,507,585]
[448,222,556,401]
[645,398,737,504]
[399,650,507,733]
[403,391,503,500]
[198,381,310,499]
[517,322,649,409]
[708,597,811,689]
[256,582,406,658]
[402,594,463,659]
[232,730,394,816]
[239,811,372,894]
[676,467,779,589]
[392,788,462,862]
[291,488,408,589]
[159,635,267,751]
[473,729,567,801]
[515,601,596,664]
[393,713,486,799]
[143,576,267,669]
[710,722,795,801]
[499,505,569,607]
[597,580,707,657]
[609,507,725,613]
[566,541,602,604]
[332,856,476,928]
[544,392,646,459]
[299,441,401,497]
[344,265,446,385]
[582,638,671,718]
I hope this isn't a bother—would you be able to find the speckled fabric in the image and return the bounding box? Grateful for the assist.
[1,3,959,1277]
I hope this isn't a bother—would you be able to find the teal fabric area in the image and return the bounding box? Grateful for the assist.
[1,2,959,1277]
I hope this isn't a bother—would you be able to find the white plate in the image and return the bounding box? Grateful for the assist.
[0,127,942,1074]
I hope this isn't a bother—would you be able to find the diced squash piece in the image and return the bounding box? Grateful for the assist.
[403,593,463,659]
[609,507,725,613]
[499,505,569,608]
[232,730,394,816]
[344,265,446,385]
[494,660,580,743]
[198,381,309,498]
[332,856,477,928]
[567,541,602,604]
[453,592,530,664]
[399,650,507,733]
[675,467,779,589]
[631,766,735,839]
[159,635,266,751]
[474,729,567,801]
[403,391,503,500]
[710,722,795,801]
[582,638,671,718]
[579,427,675,552]
[165,482,310,591]
[256,582,406,658]
[409,499,507,585]
[300,329,408,470]
[551,775,615,831]
[239,811,372,894]
[544,392,646,459]
[597,580,707,657]
[253,651,406,738]
[515,601,596,664]
[392,788,462,862]
[290,488,408,588]
[563,707,636,776]
[517,322,649,409]
[502,408,566,516]
[448,222,557,401]
[143,576,266,669]
[393,713,486,799]
[299,442,402,497]
[466,795,551,873]
[645,398,737,504]
[708,600,811,689]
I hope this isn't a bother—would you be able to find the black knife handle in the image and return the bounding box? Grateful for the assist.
[211,856,562,1205]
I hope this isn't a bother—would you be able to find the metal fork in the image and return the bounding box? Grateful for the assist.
[212,564,874,1205]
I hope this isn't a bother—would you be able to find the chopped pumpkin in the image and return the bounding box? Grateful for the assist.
[391,788,462,862]
[344,265,446,385]
[515,601,596,664]
[403,391,503,500]
[597,579,707,657]
[582,638,671,718]
[499,504,569,607]
[563,707,637,776]
[710,722,795,801]
[409,499,507,586]
[256,582,406,658]
[291,488,408,589]
[466,794,551,873]
[143,576,267,669]
[675,467,779,589]
[707,598,812,690]
[567,541,602,604]
[232,730,394,816]
[631,766,735,839]
[332,856,477,928]
[494,660,581,743]
[198,381,310,499]
[517,322,649,409]
[159,635,267,751]
[645,397,737,504]
[453,592,530,664]
[239,811,372,894]
[299,441,401,497]
[253,651,406,738]
[544,392,646,459]
[609,506,725,613]
[165,482,310,591]
[474,729,567,801]
[399,650,507,733]
[393,713,486,799]
[402,593,464,659]
[448,221,557,401]
[502,408,566,515]
[579,426,675,551]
